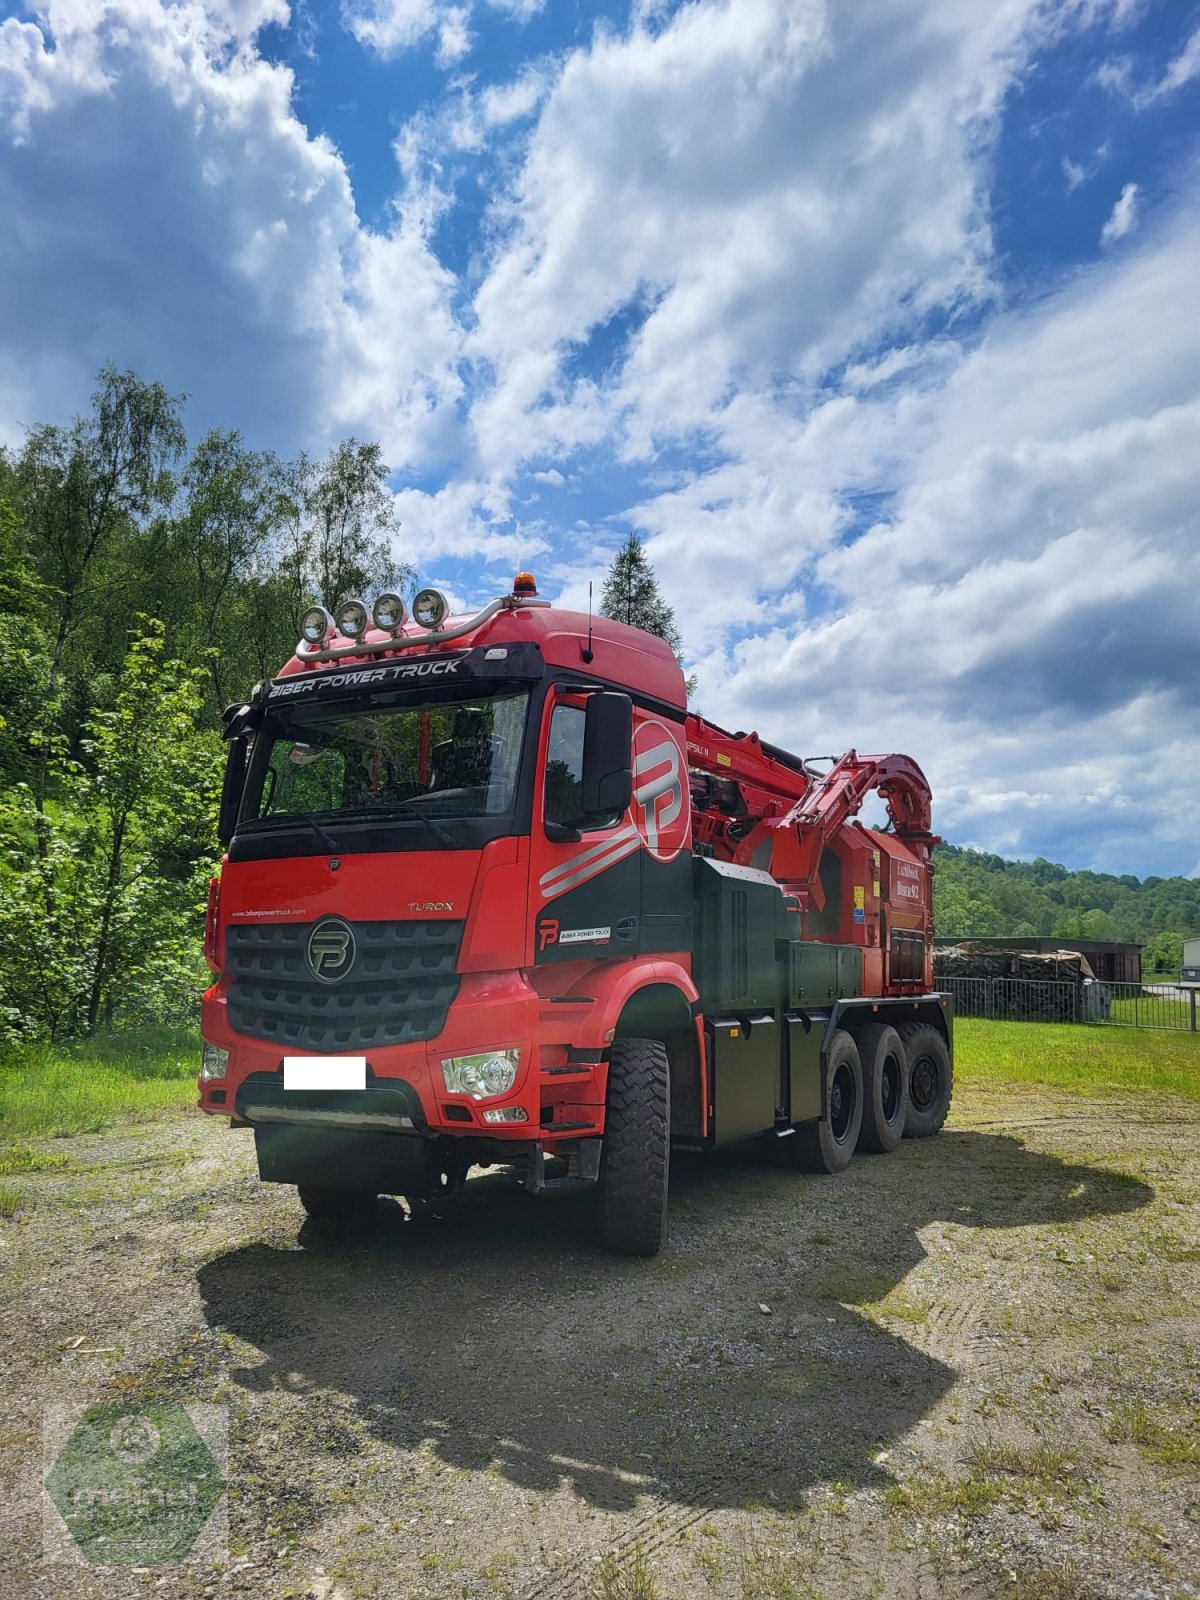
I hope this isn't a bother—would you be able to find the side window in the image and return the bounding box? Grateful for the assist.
[543,704,585,828]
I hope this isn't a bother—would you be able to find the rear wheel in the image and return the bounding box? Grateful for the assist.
[793,1029,863,1173]
[297,1185,379,1227]
[856,1023,908,1154]
[897,1023,952,1138]
[599,1036,670,1256]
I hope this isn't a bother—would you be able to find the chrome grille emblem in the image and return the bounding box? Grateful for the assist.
[306,918,356,983]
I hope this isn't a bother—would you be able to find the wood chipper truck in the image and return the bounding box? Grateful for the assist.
[199,575,953,1254]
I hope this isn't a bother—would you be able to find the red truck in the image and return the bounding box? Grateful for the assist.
[199,576,952,1254]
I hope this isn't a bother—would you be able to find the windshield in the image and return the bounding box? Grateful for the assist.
[241,682,531,825]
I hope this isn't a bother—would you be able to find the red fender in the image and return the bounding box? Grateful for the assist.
[588,958,708,1140]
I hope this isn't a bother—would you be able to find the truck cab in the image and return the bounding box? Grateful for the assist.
[201,579,700,1251]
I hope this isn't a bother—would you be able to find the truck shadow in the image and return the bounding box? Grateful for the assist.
[197,1131,1151,1515]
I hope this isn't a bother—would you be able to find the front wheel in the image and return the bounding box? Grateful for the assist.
[897,1023,953,1138]
[599,1036,670,1256]
[793,1029,863,1174]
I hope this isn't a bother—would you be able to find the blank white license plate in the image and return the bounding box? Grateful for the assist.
[283,1056,366,1092]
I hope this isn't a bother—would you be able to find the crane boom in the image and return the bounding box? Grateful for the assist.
[685,717,937,936]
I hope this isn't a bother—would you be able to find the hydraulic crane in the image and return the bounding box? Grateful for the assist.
[685,714,939,996]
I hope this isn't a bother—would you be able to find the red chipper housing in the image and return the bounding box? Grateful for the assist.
[200,578,952,1254]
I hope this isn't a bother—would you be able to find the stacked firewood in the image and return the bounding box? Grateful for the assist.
[934,944,1092,1022]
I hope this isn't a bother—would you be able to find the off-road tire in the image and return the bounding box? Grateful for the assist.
[793,1028,863,1174]
[297,1185,379,1227]
[856,1023,909,1154]
[599,1036,670,1256]
[897,1022,952,1138]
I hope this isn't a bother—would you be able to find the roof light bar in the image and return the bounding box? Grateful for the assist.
[295,588,549,662]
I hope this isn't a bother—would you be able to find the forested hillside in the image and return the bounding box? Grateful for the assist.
[934,844,1199,971]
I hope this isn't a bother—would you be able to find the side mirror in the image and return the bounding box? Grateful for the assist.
[581,692,633,819]
[218,736,248,847]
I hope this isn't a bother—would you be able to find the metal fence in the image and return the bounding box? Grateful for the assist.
[940,976,1200,1032]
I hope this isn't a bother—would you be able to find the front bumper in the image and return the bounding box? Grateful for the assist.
[198,969,602,1141]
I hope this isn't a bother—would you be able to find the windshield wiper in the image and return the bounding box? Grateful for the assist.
[301,816,343,853]
[390,802,460,849]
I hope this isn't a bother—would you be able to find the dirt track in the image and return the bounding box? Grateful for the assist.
[1,1082,1198,1600]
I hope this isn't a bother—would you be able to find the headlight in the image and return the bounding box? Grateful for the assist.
[372,592,407,633]
[299,605,333,646]
[200,1044,229,1082]
[336,598,370,640]
[413,587,449,629]
[441,1049,520,1099]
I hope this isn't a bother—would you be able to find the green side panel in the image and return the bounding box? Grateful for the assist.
[709,1020,781,1145]
[693,857,785,1012]
[787,1019,823,1123]
[787,942,862,1005]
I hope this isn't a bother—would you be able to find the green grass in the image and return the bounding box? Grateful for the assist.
[0,1025,198,1141]
[1110,994,1195,1027]
[1105,1402,1200,1466]
[0,1143,71,1174]
[956,1019,1200,1099]
[591,1541,658,1600]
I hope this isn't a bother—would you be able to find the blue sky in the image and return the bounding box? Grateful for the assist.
[1,0,1198,876]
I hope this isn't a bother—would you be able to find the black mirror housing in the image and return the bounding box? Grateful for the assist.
[581,692,633,818]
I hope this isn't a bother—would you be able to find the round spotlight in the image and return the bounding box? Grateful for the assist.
[299,605,334,647]
[335,598,370,640]
[412,588,449,630]
[372,592,407,634]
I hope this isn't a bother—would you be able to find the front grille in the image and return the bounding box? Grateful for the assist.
[226,919,463,1053]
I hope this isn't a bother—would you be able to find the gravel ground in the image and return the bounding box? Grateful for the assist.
[1,1081,1197,1600]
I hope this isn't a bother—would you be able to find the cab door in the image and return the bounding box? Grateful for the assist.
[530,691,644,965]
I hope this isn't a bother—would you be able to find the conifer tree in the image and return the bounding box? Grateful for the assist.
[599,532,695,693]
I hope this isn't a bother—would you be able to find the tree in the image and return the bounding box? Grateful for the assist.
[167,429,285,712]
[1054,907,1117,942]
[16,365,187,705]
[0,622,219,1040]
[279,439,410,619]
[1146,932,1182,974]
[0,495,45,620]
[600,532,695,693]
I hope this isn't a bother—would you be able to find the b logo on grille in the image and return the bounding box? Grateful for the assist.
[307,917,356,983]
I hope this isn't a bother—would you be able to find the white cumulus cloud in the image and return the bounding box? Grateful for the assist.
[0,0,465,463]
